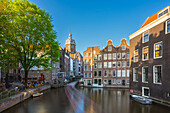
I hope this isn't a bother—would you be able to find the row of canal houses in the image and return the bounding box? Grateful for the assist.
[83,6,170,103]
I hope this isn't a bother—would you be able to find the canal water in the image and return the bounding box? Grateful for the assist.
[2,87,170,113]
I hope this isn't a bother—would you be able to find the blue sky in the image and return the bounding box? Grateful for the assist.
[29,0,169,54]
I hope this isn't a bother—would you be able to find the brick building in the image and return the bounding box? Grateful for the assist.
[129,6,170,102]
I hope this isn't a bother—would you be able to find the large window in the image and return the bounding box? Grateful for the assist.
[84,53,87,57]
[134,50,138,62]
[117,61,121,67]
[94,55,97,60]
[112,62,116,68]
[84,66,87,71]
[166,20,170,33]
[122,70,126,77]
[142,67,148,83]
[89,66,92,71]
[112,70,116,77]
[117,53,121,59]
[133,68,138,82]
[104,54,107,60]
[122,53,126,59]
[94,71,97,76]
[142,87,150,97]
[108,62,112,68]
[117,70,121,77]
[117,80,121,84]
[127,53,129,59]
[113,53,116,59]
[122,45,126,50]
[89,53,92,57]
[98,55,102,60]
[127,70,130,77]
[108,46,112,51]
[108,54,112,60]
[143,31,149,43]
[89,73,92,78]
[153,65,162,84]
[122,61,126,67]
[84,73,87,78]
[142,46,149,60]
[127,61,129,67]
[89,59,92,64]
[154,42,162,59]
[104,70,107,77]
[108,70,112,77]
[98,71,102,76]
[98,62,102,68]
[84,59,87,64]
[104,62,107,68]
[94,63,97,69]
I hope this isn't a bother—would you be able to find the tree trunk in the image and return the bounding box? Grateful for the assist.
[5,72,10,88]
[24,70,28,88]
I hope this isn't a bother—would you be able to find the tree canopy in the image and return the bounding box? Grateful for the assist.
[0,0,60,86]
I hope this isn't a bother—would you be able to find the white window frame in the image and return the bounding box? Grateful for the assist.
[104,54,107,60]
[154,41,163,59]
[153,65,162,84]
[127,70,129,77]
[142,87,150,97]
[116,79,121,84]
[117,70,121,77]
[158,7,169,18]
[165,20,170,34]
[142,46,149,61]
[112,79,116,84]
[117,53,121,59]
[127,53,129,59]
[104,62,107,68]
[122,53,126,59]
[108,53,112,60]
[122,45,126,50]
[134,50,138,62]
[122,70,126,77]
[113,53,116,59]
[122,61,126,67]
[133,68,138,82]
[142,31,149,43]
[108,46,112,51]
[142,67,148,83]
[112,62,116,68]
[108,62,112,68]
[98,62,102,68]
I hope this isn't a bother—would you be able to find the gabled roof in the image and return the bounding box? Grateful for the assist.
[140,5,170,29]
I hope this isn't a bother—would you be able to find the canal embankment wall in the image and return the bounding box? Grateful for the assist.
[0,85,51,112]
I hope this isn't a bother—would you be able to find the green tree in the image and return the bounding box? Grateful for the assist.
[0,0,60,87]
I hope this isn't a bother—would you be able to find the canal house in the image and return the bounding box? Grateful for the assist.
[129,6,170,102]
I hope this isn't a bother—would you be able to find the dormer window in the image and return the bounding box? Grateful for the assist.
[108,46,112,51]
[158,8,169,18]
[122,45,126,50]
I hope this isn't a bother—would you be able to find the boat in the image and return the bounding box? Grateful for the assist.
[131,95,152,104]
[32,92,43,97]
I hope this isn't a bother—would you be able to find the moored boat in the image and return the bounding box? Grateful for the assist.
[32,92,43,97]
[131,95,152,105]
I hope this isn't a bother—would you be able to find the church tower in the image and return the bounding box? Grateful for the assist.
[65,33,76,54]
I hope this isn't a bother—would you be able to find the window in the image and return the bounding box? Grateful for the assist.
[143,31,149,43]
[89,66,92,71]
[98,55,102,60]
[113,53,116,59]
[94,79,98,84]
[127,61,129,67]
[108,54,112,60]
[104,70,107,77]
[117,61,121,67]
[117,53,121,59]
[153,65,162,84]
[122,53,126,59]
[158,8,168,18]
[112,62,116,68]
[134,50,138,62]
[89,53,92,57]
[117,70,121,77]
[94,71,97,76]
[113,79,116,84]
[154,42,162,59]
[117,80,121,84]
[127,80,129,84]
[127,70,129,77]
[127,53,129,59]
[89,73,92,78]
[122,70,126,77]
[104,62,107,68]
[122,45,126,50]
[89,59,92,64]
[108,46,112,51]
[84,53,87,57]
[104,80,107,84]
[104,54,107,60]
[166,20,170,34]
[84,73,87,78]
[142,87,150,97]
[142,67,148,83]
[84,66,87,71]
[133,68,138,82]
[98,62,102,68]
[142,46,149,60]
[93,50,96,54]
[112,70,116,77]
[122,61,126,67]
[94,63,97,69]
[108,70,112,77]
[94,55,97,60]
[98,71,101,76]
[108,62,112,68]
